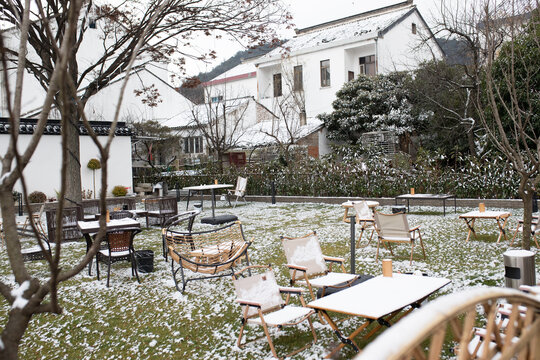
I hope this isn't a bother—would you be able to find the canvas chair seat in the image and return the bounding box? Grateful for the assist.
[247,305,314,326]
[297,272,357,288]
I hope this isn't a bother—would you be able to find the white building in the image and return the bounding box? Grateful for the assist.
[203,1,443,156]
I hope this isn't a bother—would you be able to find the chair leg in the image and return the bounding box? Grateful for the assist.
[258,312,280,359]
[355,226,366,249]
[418,233,426,260]
[410,242,415,265]
[375,237,381,262]
[132,251,140,284]
[106,258,111,287]
[96,255,100,280]
[511,225,521,246]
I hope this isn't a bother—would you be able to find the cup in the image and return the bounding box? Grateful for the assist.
[106,210,110,223]
[214,179,218,185]
[410,187,415,195]
[479,203,485,212]
[382,259,393,277]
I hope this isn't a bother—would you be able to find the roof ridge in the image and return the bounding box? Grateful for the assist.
[295,1,414,35]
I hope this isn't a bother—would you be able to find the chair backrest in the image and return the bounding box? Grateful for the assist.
[160,197,178,213]
[281,232,327,276]
[374,212,410,239]
[233,268,284,317]
[45,206,83,241]
[106,228,139,253]
[109,210,134,220]
[235,177,247,196]
[353,201,373,221]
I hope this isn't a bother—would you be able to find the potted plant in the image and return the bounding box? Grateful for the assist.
[87,158,101,199]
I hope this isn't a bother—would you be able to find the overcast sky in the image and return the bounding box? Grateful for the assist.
[183,0,445,77]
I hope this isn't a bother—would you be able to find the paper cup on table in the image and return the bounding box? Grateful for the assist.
[410,187,415,195]
[214,179,218,185]
[479,203,485,212]
[382,259,393,277]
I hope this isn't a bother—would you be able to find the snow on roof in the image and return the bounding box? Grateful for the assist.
[257,5,414,63]
[208,61,257,82]
[236,117,322,148]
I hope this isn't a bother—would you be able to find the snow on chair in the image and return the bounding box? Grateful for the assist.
[281,231,358,300]
[167,221,251,292]
[232,265,317,359]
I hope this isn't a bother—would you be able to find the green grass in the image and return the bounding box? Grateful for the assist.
[0,202,538,359]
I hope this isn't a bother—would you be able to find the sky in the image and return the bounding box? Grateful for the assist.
[183,0,446,77]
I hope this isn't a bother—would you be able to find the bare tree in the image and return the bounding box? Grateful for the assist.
[260,60,308,160]
[131,120,180,170]
[432,0,539,248]
[0,0,290,206]
[187,89,250,169]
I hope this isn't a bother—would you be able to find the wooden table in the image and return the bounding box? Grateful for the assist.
[395,193,456,215]
[341,200,379,223]
[307,273,450,358]
[183,184,233,218]
[459,210,511,242]
[77,218,141,275]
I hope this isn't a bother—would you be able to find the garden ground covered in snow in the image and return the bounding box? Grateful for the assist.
[0,201,538,359]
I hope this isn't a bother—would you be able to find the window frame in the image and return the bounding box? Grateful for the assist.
[293,65,303,91]
[273,73,282,97]
[320,59,331,87]
[359,55,376,76]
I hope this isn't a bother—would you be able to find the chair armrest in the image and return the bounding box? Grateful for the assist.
[236,299,262,308]
[409,225,421,232]
[285,264,307,272]
[279,287,304,294]
[323,256,345,263]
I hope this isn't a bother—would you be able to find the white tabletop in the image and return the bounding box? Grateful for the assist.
[341,200,379,208]
[308,273,450,320]
[459,210,511,218]
[77,218,140,233]
[395,193,454,199]
[183,184,233,191]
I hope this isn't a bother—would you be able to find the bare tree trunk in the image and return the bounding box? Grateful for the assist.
[1,306,33,360]
[519,180,533,250]
[63,104,82,206]
[466,129,476,156]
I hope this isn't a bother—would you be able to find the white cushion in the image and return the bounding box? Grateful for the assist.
[99,249,130,257]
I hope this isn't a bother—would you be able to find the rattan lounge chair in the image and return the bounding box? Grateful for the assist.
[281,231,358,299]
[232,265,317,359]
[168,221,251,292]
[161,210,199,260]
[227,176,248,208]
[373,211,426,265]
[95,227,141,287]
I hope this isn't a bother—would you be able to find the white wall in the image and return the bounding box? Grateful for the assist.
[378,12,443,73]
[0,134,133,198]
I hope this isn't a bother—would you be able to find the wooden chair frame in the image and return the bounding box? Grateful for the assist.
[167,221,251,292]
[511,216,539,248]
[22,204,46,235]
[374,211,426,265]
[233,265,317,359]
[356,287,540,360]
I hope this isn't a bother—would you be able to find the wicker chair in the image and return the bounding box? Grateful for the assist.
[167,221,251,292]
[95,227,141,287]
[232,265,317,359]
[45,206,83,242]
[145,196,178,227]
[21,233,52,261]
[161,210,199,260]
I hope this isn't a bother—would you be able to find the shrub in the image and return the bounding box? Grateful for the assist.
[111,186,128,197]
[87,158,101,170]
[28,191,47,203]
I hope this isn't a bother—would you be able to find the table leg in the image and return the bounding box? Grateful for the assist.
[200,191,204,210]
[463,218,477,242]
[84,234,93,276]
[343,208,350,223]
[443,199,446,216]
[407,199,410,213]
[211,189,216,218]
[320,310,363,359]
[454,196,457,213]
[186,190,191,210]
[496,216,509,243]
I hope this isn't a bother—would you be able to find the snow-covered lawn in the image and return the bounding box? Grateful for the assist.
[0,201,538,359]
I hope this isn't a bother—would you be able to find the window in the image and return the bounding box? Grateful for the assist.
[293,65,303,91]
[210,95,223,103]
[89,18,96,29]
[320,60,330,87]
[183,136,203,154]
[359,55,376,76]
[411,23,417,34]
[348,71,355,81]
[273,73,282,97]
